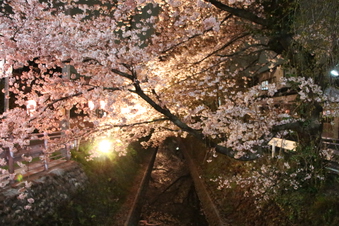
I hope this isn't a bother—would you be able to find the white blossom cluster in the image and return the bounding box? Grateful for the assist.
[17,180,34,210]
[283,77,325,103]
[210,161,322,207]
[189,82,287,157]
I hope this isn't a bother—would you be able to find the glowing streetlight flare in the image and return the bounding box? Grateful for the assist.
[88,100,95,110]
[26,100,37,116]
[98,139,112,154]
[100,100,106,109]
[331,69,339,76]
[0,59,13,77]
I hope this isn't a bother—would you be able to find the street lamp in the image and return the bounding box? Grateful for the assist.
[98,139,112,155]
[26,100,37,116]
[330,65,339,77]
[0,59,13,112]
[88,100,107,117]
[88,100,95,110]
[331,69,339,77]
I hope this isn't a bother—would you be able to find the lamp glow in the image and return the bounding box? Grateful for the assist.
[88,100,95,110]
[98,139,112,154]
[26,100,37,116]
[331,69,339,76]
[0,59,12,77]
[100,100,106,109]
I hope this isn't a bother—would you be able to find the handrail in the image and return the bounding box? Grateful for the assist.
[322,137,339,142]
[1,131,76,181]
[322,138,339,174]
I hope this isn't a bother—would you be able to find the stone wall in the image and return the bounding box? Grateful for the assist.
[0,161,88,225]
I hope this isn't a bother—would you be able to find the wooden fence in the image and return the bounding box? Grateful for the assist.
[1,132,78,180]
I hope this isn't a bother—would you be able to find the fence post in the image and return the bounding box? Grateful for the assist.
[76,139,80,151]
[43,132,49,171]
[7,147,14,174]
[272,144,276,158]
[66,143,71,161]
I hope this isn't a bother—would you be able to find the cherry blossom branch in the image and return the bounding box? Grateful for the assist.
[99,118,170,129]
[250,53,279,76]
[44,85,122,108]
[216,43,269,58]
[206,0,316,74]
[160,14,233,57]
[26,84,123,124]
[215,144,261,161]
[77,118,169,143]
[130,73,259,160]
[193,32,250,64]
[271,120,322,136]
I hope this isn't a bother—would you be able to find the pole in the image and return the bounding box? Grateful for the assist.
[4,76,9,112]
[1,59,11,112]
[61,64,70,130]
[8,146,14,174]
[2,60,14,176]
[43,131,49,170]
[61,64,71,159]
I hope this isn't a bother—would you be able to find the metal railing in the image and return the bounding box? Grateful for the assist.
[322,138,339,174]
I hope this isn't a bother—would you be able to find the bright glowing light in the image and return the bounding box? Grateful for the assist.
[0,59,13,77]
[121,104,147,116]
[100,100,106,109]
[26,100,37,116]
[135,104,147,114]
[121,107,130,114]
[88,100,95,110]
[331,69,339,76]
[98,139,112,154]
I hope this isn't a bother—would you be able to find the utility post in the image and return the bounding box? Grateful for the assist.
[4,75,9,113]
[61,63,70,130]
[61,64,71,160]
[1,59,14,173]
[5,73,14,174]
[0,59,12,112]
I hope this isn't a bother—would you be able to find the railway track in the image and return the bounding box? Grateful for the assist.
[122,138,226,226]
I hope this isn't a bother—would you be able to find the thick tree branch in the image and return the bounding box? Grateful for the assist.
[206,0,269,26]
[111,68,134,80]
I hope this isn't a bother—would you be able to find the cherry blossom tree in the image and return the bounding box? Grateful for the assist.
[0,0,337,177]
